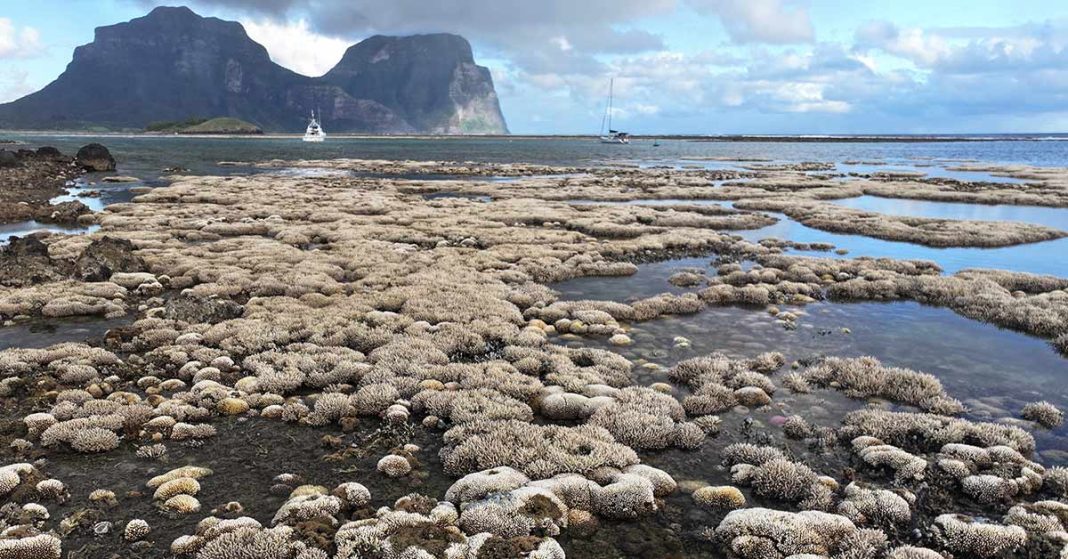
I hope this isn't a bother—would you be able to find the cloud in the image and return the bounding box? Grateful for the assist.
[0,18,44,59]
[141,0,671,60]
[688,0,814,44]
[855,21,951,66]
[123,2,1068,133]
[241,18,350,76]
[0,68,35,103]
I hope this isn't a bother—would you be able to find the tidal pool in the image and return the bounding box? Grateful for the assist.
[736,209,1068,277]
[835,194,1068,229]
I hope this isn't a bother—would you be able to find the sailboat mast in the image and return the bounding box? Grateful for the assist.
[607,78,614,132]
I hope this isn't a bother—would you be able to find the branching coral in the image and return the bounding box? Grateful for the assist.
[440,420,639,478]
[802,356,963,414]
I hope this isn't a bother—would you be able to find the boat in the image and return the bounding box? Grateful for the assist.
[303,110,326,142]
[599,79,629,145]
[653,139,661,147]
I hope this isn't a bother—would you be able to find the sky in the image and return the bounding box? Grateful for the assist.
[1,0,1066,134]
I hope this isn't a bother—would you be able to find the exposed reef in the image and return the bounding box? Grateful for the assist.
[0,157,1067,558]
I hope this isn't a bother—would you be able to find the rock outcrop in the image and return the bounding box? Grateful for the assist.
[0,7,507,134]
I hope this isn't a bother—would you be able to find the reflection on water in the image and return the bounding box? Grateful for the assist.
[565,301,1068,463]
[0,316,133,349]
[834,162,1026,184]
[0,220,100,244]
[553,256,711,301]
[736,209,1068,277]
[836,194,1068,229]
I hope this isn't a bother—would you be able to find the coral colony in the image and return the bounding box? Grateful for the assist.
[1,157,1068,558]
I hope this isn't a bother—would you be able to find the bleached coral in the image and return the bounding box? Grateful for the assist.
[713,507,876,558]
[933,514,1026,558]
[376,454,413,478]
[0,534,62,559]
[693,485,746,511]
[440,420,639,478]
[802,356,963,414]
[837,483,912,526]
[1021,400,1064,428]
[124,519,151,542]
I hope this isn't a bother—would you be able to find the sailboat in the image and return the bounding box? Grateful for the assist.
[599,79,630,145]
[303,110,326,142]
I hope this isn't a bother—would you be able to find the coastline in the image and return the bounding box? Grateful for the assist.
[5,130,1068,142]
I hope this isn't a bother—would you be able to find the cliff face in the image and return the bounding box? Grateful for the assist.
[0,7,508,134]
[324,34,508,134]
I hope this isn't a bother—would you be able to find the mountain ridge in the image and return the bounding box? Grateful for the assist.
[0,6,508,134]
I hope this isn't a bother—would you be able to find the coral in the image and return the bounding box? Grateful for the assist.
[592,473,658,519]
[440,420,639,478]
[837,483,912,526]
[0,534,62,559]
[587,387,699,450]
[1046,467,1068,497]
[852,438,929,482]
[154,477,201,501]
[0,463,36,497]
[445,467,531,505]
[124,519,151,542]
[458,486,568,537]
[713,507,874,558]
[163,494,202,513]
[377,454,413,478]
[332,483,371,509]
[933,514,1027,558]
[842,409,1034,454]
[147,466,213,489]
[1021,400,1064,428]
[887,547,945,559]
[272,494,341,526]
[693,485,746,511]
[34,479,67,502]
[802,356,963,414]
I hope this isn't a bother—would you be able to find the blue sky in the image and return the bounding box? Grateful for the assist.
[1,0,1066,134]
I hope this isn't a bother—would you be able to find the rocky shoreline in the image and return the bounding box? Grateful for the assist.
[0,143,116,226]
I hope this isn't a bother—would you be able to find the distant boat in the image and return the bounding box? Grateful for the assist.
[599,79,629,145]
[303,110,325,142]
[653,139,661,147]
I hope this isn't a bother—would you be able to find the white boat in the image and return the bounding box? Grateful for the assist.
[303,110,326,142]
[599,78,629,145]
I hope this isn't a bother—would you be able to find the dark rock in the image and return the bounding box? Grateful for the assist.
[35,146,66,161]
[36,201,90,224]
[73,236,145,281]
[76,143,116,172]
[0,150,16,168]
[163,294,244,324]
[0,236,70,287]
[0,6,506,134]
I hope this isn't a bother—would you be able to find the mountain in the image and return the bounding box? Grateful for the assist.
[0,6,508,134]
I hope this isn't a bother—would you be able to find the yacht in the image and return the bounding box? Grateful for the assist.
[599,78,629,145]
[303,110,326,142]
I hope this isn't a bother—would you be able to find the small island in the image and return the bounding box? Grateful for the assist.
[146,117,263,135]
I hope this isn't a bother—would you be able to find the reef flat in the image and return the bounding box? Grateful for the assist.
[1,157,1067,558]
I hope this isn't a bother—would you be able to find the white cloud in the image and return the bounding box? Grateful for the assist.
[688,0,814,44]
[241,18,350,76]
[0,18,44,59]
[0,68,35,103]
[855,21,951,67]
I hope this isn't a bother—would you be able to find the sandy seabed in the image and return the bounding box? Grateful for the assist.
[1,157,1067,559]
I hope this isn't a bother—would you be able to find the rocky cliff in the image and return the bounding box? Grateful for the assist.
[0,7,508,134]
